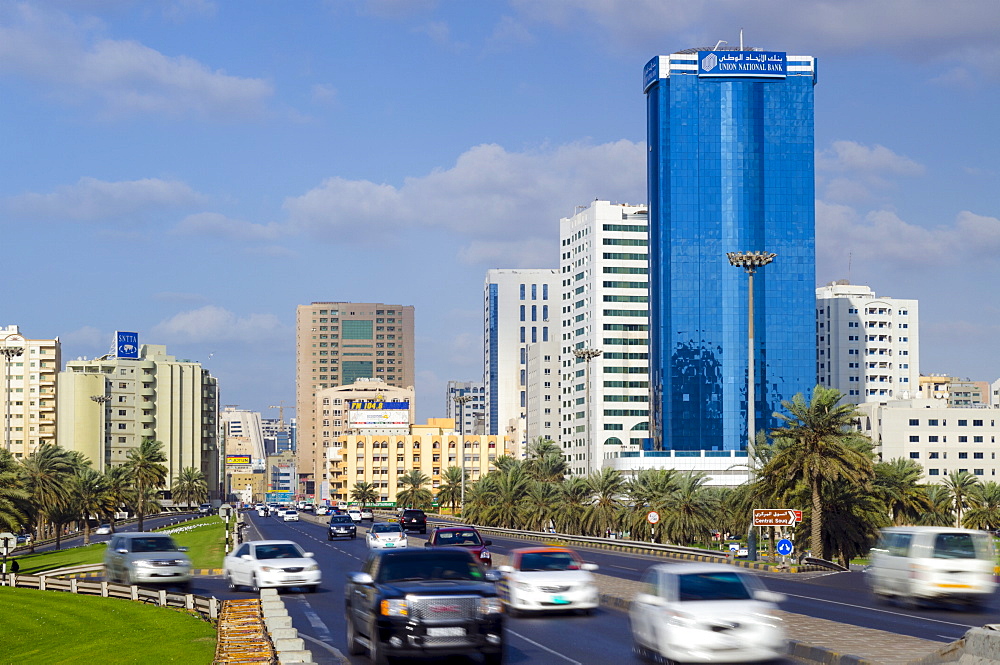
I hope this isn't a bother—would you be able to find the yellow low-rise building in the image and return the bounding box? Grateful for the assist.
[327,420,508,507]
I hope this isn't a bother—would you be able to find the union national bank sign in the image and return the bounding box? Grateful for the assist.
[699,51,786,77]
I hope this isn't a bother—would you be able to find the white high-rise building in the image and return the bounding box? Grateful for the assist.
[816,282,920,405]
[559,201,650,476]
[1,325,60,458]
[445,381,485,435]
[484,269,560,460]
[525,340,559,447]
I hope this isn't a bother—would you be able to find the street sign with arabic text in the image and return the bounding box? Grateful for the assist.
[752,509,802,527]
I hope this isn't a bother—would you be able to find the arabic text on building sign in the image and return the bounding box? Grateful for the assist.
[699,51,786,78]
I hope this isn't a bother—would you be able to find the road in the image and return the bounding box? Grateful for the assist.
[13,513,201,556]
[195,512,813,664]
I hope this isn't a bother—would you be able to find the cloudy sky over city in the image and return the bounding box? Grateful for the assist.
[1,0,998,419]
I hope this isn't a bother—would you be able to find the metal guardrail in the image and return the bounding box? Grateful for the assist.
[1,573,219,620]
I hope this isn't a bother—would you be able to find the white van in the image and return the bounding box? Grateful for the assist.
[868,526,997,607]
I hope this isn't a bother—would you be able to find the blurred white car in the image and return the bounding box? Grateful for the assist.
[366,522,407,550]
[315,505,330,516]
[497,547,599,616]
[224,539,320,593]
[347,508,363,523]
[360,507,374,521]
[94,523,112,535]
[629,563,786,663]
[282,509,300,522]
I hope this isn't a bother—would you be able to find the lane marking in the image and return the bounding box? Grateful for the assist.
[507,628,583,665]
[610,565,637,571]
[780,592,978,630]
[300,633,350,665]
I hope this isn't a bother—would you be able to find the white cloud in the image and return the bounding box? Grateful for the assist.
[5,177,205,222]
[817,140,925,204]
[283,139,646,259]
[457,238,556,268]
[60,325,106,349]
[0,3,272,118]
[152,305,288,344]
[173,212,284,241]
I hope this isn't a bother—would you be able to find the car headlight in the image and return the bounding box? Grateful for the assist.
[666,611,698,627]
[380,599,408,617]
[479,597,504,615]
[134,560,155,568]
[305,564,319,572]
[260,566,278,572]
[480,549,491,559]
[514,581,534,591]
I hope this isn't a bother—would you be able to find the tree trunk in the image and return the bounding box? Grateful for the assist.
[811,478,824,560]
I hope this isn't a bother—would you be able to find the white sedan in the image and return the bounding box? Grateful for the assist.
[282,509,299,522]
[366,522,407,550]
[629,563,786,663]
[497,547,599,616]
[224,540,321,593]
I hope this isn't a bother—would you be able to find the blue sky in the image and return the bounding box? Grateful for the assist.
[2,0,999,420]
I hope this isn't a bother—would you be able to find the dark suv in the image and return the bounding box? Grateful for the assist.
[398,509,427,534]
[345,548,503,664]
[328,514,357,540]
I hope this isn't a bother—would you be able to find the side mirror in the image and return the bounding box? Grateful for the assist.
[484,570,502,582]
[497,565,514,574]
[115,548,128,554]
[241,554,253,561]
[349,572,374,585]
[581,563,598,572]
[484,540,493,546]
[304,552,314,558]
[635,592,666,607]
[178,546,189,552]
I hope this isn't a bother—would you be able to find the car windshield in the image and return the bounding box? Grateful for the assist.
[518,551,579,572]
[378,554,483,582]
[330,516,353,524]
[372,524,403,534]
[254,544,304,560]
[677,572,753,601]
[130,537,178,553]
[436,530,482,546]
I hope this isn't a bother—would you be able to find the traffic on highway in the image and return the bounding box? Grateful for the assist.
[180,510,998,664]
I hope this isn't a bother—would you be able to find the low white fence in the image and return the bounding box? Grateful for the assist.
[1,573,220,620]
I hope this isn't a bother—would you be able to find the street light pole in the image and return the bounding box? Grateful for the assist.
[726,250,776,562]
[1,335,25,453]
[573,348,602,475]
[90,394,113,470]
[455,393,474,515]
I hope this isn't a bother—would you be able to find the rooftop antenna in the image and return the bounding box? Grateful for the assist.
[740,29,744,50]
[848,251,852,284]
[713,40,727,51]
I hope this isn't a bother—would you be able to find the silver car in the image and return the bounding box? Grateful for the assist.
[104,533,192,589]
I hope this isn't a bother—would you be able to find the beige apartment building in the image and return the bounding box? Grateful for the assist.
[295,302,415,500]
[1,325,60,458]
[57,343,220,495]
[327,422,506,507]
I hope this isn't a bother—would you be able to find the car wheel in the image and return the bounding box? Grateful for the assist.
[506,603,520,618]
[420,528,426,534]
[369,631,390,665]
[327,535,332,541]
[250,574,260,593]
[122,569,133,586]
[482,643,505,665]
[345,612,364,656]
[579,607,594,616]
[226,573,238,592]
[308,585,319,594]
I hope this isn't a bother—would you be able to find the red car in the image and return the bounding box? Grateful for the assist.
[424,526,493,567]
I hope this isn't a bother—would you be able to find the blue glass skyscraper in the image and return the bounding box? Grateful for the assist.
[644,48,818,451]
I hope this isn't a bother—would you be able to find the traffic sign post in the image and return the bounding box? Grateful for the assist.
[776,538,794,556]
[647,511,659,542]
[0,532,16,579]
[752,509,802,527]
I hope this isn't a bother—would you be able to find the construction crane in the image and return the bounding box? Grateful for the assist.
[269,402,296,432]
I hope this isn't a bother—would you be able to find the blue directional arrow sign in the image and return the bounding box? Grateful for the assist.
[776,539,794,556]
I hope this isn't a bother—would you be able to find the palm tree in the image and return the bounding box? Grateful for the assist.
[484,466,531,529]
[171,467,208,509]
[103,465,133,531]
[19,444,77,550]
[766,386,874,559]
[582,468,624,537]
[436,467,464,515]
[524,438,568,483]
[917,485,955,526]
[659,471,716,546]
[623,468,680,541]
[518,481,560,532]
[555,477,590,535]
[943,471,979,528]
[350,481,379,510]
[797,477,888,568]
[0,449,28,533]
[964,481,1000,530]
[873,458,933,525]
[73,468,114,545]
[396,470,432,509]
[126,439,167,532]
[462,476,497,526]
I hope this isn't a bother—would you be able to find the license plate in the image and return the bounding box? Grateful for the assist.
[427,627,465,637]
[385,542,395,547]
[551,595,569,604]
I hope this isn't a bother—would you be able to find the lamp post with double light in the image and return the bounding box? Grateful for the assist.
[454,393,474,514]
[573,348,603,475]
[1,334,25,453]
[726,250,776,562]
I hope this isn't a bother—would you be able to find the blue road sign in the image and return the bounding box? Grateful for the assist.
[776,539,794,556]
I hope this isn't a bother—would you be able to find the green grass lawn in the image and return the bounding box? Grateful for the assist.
[0,586,216,664]
[11,516,227,574]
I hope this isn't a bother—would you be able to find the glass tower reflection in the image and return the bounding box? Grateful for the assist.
[644,48,818,451]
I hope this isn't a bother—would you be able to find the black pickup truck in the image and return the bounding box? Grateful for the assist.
[344,548,504,664]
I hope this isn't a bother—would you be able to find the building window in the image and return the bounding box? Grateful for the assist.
[908,419,919,426]
[909,435,919,442]
[909,452,919,459]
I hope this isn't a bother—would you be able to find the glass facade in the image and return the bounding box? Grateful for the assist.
[645,50,818,451]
